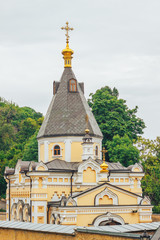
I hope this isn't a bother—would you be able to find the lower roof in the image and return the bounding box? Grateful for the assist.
[0,221,159,236]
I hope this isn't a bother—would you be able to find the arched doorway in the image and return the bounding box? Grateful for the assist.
[18,207,23,222]
[23,204,30,222]
[93,212,125,227]
[11,203,17,221]
[99,220,121,226]
[16,200,24,222]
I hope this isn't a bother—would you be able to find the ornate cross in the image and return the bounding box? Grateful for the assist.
[101,147,107,162]
[61,22,74,44]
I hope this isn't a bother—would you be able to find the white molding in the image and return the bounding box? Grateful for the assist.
[82,143,94,160]
[140,196,151,205]
[44,141,49,163]
[64,139,72,162]
[131,163,143,172]
[95,187,118,205]
[93,212,125,226]
[35,161,48,171]
[75,158,101,184]
[38,136,102,143]
[66,197,77,206]
[51,143,63,159]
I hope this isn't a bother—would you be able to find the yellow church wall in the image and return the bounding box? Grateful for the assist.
[83,167,96,183]
[71,142,83,162]
[48,142,65,161]
[31,183,92,202]
[107,187,138,205]
[77,186,138,206]
[47,186,71,200]
[77,213,99,226]
[40,144,44,162]
[37,216,44,224]
[117,212,139,224]
[19,173,22,183]
[10,187,30,198]
[38,206,44,213]
[132,178,142,195]
[77,186,105,206]
[99,195,113,205]
[76,211,139,226]
[37,166,46,171]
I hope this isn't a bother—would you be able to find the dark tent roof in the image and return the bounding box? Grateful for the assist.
[37,68,103,139]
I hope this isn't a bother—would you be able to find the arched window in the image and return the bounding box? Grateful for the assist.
[95,146,98,156]
[54,145,60,155]
[69,79,77,92]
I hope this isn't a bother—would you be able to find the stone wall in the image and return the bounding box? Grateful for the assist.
[0,228,140,240]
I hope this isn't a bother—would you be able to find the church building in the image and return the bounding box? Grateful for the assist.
[4,22,152,226]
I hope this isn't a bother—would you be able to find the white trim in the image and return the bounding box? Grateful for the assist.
[38,136,102,143]
[95,187,118,205]
[131,163,143,172]
[75,158,100,184]
[51,144,62,158]
[140,196,151,205]
[66,197,77,206]
[64,139,72,162]
[44,141,49,163]
[35,161,48,171]
[93,212,125,226]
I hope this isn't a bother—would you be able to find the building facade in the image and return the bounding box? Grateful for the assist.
[4,23,153,226]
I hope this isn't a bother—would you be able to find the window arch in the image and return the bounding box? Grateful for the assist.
[95,146,98,156]
[69,79,77,92]
[54,145,60,156]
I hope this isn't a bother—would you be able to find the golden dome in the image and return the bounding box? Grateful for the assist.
[85,128,90,134]
[61,22,74,68]
[100,161,108,173]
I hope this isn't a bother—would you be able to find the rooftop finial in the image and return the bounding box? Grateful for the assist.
[100,147,108,172]
[61,21,74,45]
[61,22,74,68]
[85,114,89,134]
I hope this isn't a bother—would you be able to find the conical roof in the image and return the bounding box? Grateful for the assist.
[37,68,103,139]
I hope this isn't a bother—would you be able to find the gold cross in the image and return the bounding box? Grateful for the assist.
[101,147,107,162]
[61,22,74,44]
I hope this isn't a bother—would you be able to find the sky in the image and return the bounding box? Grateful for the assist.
[0,0,160,140]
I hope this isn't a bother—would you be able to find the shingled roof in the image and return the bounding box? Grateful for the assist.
[37,68,103,139]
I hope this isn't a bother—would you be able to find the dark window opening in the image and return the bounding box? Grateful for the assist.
[54,145,60,155]
[95,146,98,156]
[69,79,77,92]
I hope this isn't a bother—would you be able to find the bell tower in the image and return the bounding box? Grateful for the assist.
[37,22,103,163]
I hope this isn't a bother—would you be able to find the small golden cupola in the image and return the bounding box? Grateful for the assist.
[100,147,108,173]
[61,22,74,68]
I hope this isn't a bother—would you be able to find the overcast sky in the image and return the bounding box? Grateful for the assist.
[0,0,160,140]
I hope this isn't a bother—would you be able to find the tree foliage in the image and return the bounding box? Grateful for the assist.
[0,97,43,198]
[108,135,139,167]
[88,86,145,143]
[137,137,160,212]
[22,130,39,162]
[88,86,145,165]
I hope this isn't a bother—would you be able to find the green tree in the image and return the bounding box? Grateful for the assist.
[18,117,38,141]
[88,86,145,165]
[137,137,160,212]
[0,97,43,198]
[22,130,39,162]
[107,135,139,167]
[88,86,145,143]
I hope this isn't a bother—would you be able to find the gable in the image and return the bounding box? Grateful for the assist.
[83,167,96,183]
[74,183,141,206]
